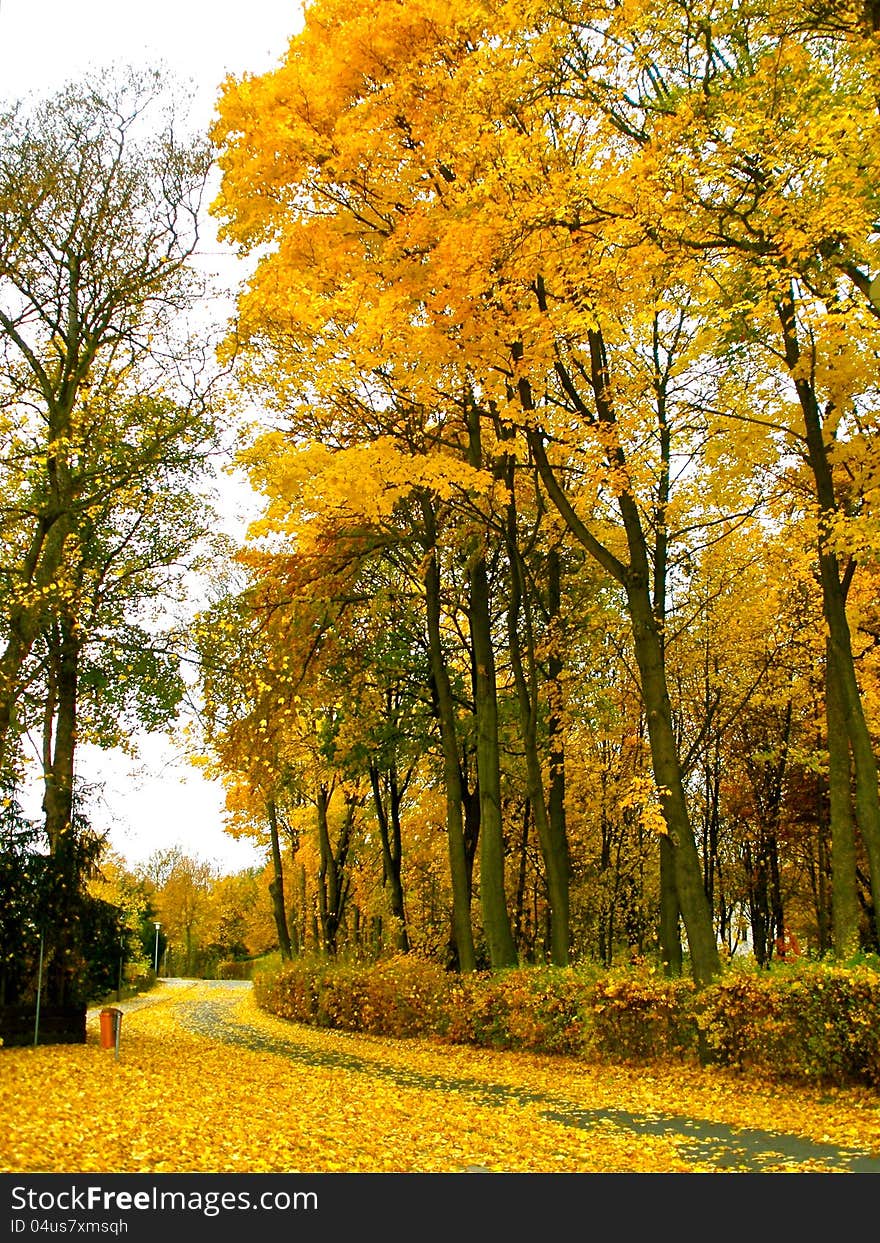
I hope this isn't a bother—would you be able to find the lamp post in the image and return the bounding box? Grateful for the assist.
[153,922,161,975]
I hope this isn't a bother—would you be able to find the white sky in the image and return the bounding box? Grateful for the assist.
[0,1,306,874]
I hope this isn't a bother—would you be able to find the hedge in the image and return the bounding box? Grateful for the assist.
[253,956,880,1088]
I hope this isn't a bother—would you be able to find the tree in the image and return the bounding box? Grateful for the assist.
[210,0,723,982]
[0,68,217,1003]
[209,0,880,981]
[578,0,880,949]
[0,67,213,772]
[0,790,132,1012]
[142,847,219,977]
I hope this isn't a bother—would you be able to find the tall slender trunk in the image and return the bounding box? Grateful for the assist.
[316,783,355,956]
[814,814,832,956]
[466,406,517,970]
[461,761,480,902]
[743,706,790,963]
[652,345,683,975]
[546,548,568,916]
[369,762,409,952]
[778,290,880,945]
[513,799,531,954]
[827,639,860,958]
[42,618,79,853]
[267,798,292,961]
[298,862,308,953]
[745,840,771,967]
[768,835,785,958]
[624,572,719,983]
[503,470,569,964]
[420,497,477,972]
[468,551,518,968]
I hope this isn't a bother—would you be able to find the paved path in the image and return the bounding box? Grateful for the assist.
[135,980,880,1174]
[89,977,207,1017]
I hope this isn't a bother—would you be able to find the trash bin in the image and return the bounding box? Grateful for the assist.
[99,1007,122,1050]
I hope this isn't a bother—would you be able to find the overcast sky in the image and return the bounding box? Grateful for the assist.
[0,1,306,874]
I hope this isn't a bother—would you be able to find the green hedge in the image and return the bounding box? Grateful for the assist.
[253,956,880,1088]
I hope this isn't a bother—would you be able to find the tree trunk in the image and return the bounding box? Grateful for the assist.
[546,548,569,928]
[658,836,682,976]
[42,618,79,856]
[652,355,683,976]
[466,407,517,969]
[622,563,720,984]
[827,639,860,958]
[503,475,570,964]
[369,763,409,952]
[40,616,80,1007]
[298,863,308,953]
[778,290,880,946]
[316,783,354,956]
[420,496,477,972]
[513,799,531,955]
[267,798,292,961]
[744,839,771,967]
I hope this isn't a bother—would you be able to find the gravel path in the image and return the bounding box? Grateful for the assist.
[86,977,210,1020]
[155,980,880,1174]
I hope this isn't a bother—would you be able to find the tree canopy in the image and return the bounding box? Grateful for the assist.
[203,0,880,983]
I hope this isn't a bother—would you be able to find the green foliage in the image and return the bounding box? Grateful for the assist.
[0,804,45,1005]
[255,956,880,1087]
[0,797,133,1007]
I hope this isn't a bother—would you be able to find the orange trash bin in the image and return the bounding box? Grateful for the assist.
[99,1007,122,1050]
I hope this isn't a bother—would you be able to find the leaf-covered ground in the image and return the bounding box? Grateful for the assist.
[1,980,878,1173]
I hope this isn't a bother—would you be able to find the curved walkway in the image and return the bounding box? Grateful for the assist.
[151,980,880,1174]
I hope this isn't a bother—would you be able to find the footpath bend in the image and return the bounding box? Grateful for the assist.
[79,979,880,1175]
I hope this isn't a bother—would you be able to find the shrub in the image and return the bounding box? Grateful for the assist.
[253,955,880,1087]
[217,960,253,981]
[356,957,450,1037]
[445,967,593,1056]
[255,957,321,1024]
[697,961,880,1086]
[588,969,699,1061]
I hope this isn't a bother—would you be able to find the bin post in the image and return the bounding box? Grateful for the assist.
[100,1006,123,1055]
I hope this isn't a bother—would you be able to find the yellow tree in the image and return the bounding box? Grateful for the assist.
[210,0,735,981]
[575,0,880,950]
[212,0,880,976]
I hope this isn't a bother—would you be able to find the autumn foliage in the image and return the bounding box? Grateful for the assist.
[193,0,880,990]
[6,981,879,1173]
[254,955,880,1087]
